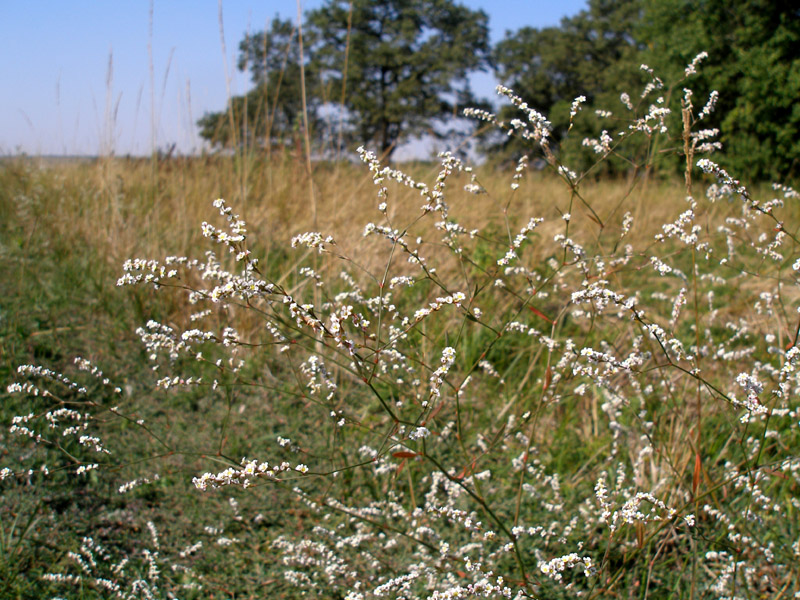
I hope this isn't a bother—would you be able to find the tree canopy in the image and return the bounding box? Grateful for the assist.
[640,0,800,181]
[491,0,644,172]
[491,0,799,179]
[198,0,799,179]
[307,0,490,157]
[198,1,490,158]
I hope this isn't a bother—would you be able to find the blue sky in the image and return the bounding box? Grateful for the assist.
[0,1,587,156]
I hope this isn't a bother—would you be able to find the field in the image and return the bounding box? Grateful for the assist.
[2,95,800,599]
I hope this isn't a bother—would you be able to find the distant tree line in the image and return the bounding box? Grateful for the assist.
[198,0,799,180]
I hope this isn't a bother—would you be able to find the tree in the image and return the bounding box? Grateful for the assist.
[640,0,800,181]
[200,3,490,158]
[493,0,799,181]
[491,0,644,172]
[307,0,490,158]
[198,17,321,150]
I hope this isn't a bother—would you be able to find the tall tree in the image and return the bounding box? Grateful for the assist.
[640,0,800,181]
[493,0,799,180]
[307,0,491,158]
[491,0,644,172]
[199,3,490,158]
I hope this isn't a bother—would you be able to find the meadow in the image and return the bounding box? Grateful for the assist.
[2,66,800,600]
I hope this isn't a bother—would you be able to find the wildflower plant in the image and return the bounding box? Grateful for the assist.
[6,54,800,598]
[42,523,204,599]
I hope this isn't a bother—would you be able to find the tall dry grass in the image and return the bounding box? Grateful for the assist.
[5,155,695,281]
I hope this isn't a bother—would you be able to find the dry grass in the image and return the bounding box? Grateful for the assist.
[7,155,697,285]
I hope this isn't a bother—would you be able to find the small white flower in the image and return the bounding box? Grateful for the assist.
[409,426,430,440]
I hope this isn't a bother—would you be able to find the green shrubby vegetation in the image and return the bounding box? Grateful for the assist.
[201,0,798,180]
[642,0,800,181]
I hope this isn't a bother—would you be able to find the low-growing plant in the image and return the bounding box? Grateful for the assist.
[4,55,800,599]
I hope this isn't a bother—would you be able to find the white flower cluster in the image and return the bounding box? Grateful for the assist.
[363,222,405,243]
[408,426,431,440]
[78,434,108,454]
[328,306,357,355]
[621,211,634,237]
[639,63,664,99]
[557,165,578,182]
[300,355,337,397]
[691,128,722,154]
[733,372,769,420]
[684,51,708,77]
[118,473,160,494]
[76,463,98,475]
[286,296,324,333]
[462,107,496,123]
[598,488,686,534]
[776,346,800,400]
[136,320,185,362]
[413,292,466,323]
[201,198,248,252]
[509,154,528,191]
[9,365,123,457]
[569,95,587,120]
[9,413,39,441]
[389,275,415,289]
[291,231,335,254]
[358,145,427,203]
[497,216,543,266]
[496,85,552,144]
[193,458,303,491]
[12,364,86,394]
[422,152,462,216]
[571,286,634,312]
[538,553,594,581]
[629,101,671,135]
[426,506,482,534]
[426,576,514,600]
[654,204,701,246]
[117,257,179,287]
[697,159,750,201]
[463,171,486,195]
[478,360,500,379]
[299,266,324,286]
[430,347,456,398]
[698,89,719,119]
[649,255,674,276]
[670,287,688,325]
[155,374,203,390]
[582,130,613,154]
